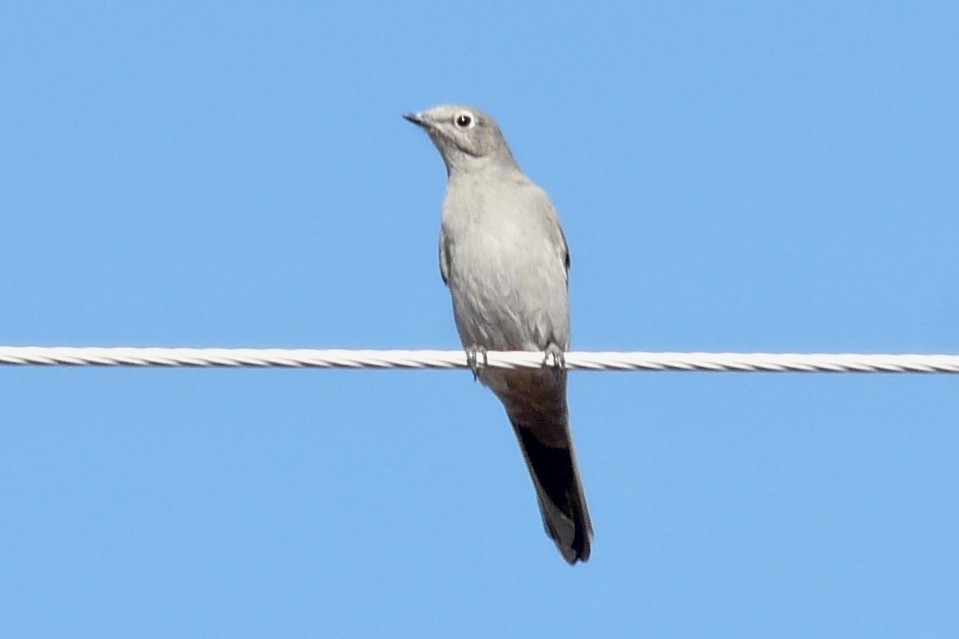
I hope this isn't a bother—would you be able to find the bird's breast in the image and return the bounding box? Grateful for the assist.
[443,215,569,352]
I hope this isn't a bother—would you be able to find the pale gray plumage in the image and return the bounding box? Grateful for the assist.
[404,104,593,564]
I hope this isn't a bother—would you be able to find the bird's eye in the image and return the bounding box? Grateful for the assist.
[454,112,474,128]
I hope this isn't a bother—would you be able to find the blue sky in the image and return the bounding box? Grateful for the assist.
[2,3,958,637]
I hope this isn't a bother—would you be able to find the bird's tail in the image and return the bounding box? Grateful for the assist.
[490,369,593,564]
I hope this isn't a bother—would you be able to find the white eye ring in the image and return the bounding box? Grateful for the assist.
[454,111,475,129]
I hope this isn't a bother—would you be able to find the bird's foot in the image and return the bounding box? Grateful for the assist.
[465,346,488,381]
[543,344,566,380]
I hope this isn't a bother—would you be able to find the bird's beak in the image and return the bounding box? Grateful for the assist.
[403,112,427,127]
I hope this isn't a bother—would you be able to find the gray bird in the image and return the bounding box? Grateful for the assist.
[404,104,592,564]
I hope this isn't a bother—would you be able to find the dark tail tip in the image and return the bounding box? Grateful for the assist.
[515,426,592,564]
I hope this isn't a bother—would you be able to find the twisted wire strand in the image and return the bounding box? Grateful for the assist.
[0,347,958,373]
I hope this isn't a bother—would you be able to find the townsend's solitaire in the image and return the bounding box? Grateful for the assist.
[404,104,592,564]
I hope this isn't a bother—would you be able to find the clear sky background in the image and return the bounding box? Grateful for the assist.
[2,3,958,637]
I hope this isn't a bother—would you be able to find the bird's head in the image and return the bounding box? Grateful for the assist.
[404,104,517,174]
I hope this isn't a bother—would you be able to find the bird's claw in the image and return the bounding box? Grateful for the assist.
[543,344,566,380]
[465,346,488,381]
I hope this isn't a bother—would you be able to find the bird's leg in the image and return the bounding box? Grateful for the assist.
[543,343,566,381]
[465,345,488,381]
